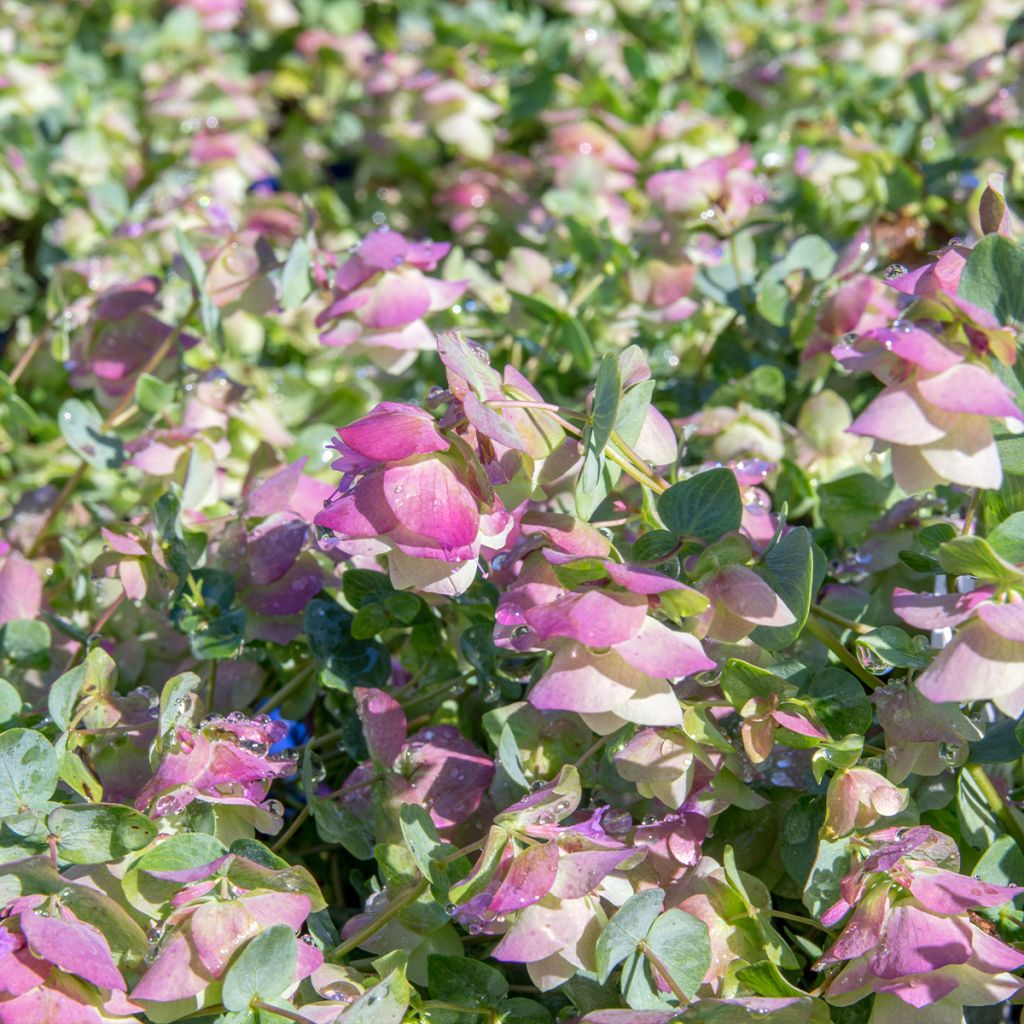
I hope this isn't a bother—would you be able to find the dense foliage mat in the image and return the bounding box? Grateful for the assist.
[3,2,1024,1023]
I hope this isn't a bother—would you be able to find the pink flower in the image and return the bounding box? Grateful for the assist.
[315,401,511,596]
[628,260,698,324]
[315,229,467,373]
[0,893,140,1024]
[132,865,322,1009]
[695,564,796,644]
[893,588,1024,717]
[339,688,493,838]
[448,772,636,991]
[134,713,295,831]
[837,324,1024,491]
[68,278,198,399]
[0,547,41,626]
[873,681,981,782]
[823,767,909,838]
[646,147,767,228]
[503,554,714,733]
[819,827,1023,1021]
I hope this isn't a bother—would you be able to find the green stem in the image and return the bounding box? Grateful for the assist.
[27,463,87,557]
[260,662,315,714]
[205,659,218,713]
[252,1001,317,1024]
[810,605,873,636]
[333,877,428,958]
[271,805,309,853]
[576,734,610,769]
[803,615,879,690]
[965,763,1024,850]
[768,908,834,934]
[962,487,982,536]
[638,940,689,1005]
[307,727,343,751]
[7,330,46,385]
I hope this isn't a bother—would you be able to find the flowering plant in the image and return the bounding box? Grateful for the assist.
[4,2,1024,1022]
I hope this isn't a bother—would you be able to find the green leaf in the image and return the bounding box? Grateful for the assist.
[427,954,509,1008]
[780,795,825,888]
[938,535,1024,585]
[657,468,742,543]
[305,597,390,691]
[643,909,710,1000]
[734,960,808,998]
[595,887,664,983]
[496,723,530,796]
[853,627,930,671]
[158,671,201,752]
[399,804,458,898]
[559,316,594,372]
[57,399,124,469]
[175,227,221,347]
[221,925,297,1011]
[591,354,621,456]
[973,835,1024,887]
[958,233,1024,325]
[0,729,58,814]
[46,804,157,864]
[342,968,410,1024]
[280,236,311,309]
[0,678,21,726]
[807,668,872,737]
[721,659,793,707]
[48,647,116,731]
[140,833,227,871]
[970,718,1024,763]
[343,569,395,607]
[47,665,87,732]
[135,373,176,415]
[497,997,552,1024]
[750,527,814,650]
[1,619,51,668]
[309,796,374,859]
[987,511,1024,564]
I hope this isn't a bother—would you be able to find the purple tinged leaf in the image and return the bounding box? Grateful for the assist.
[339,403,450,462]
[354,687,407,766]
[20,911,125,991]
[488,841,560,914]
[243,458,308,519]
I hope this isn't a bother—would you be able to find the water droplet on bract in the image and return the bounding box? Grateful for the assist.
[602,808,633,835]
[855,643,891,676]
[699,208,716,222]
[938,741,963,767]
[240,739,270,756]
[884,263,907,280]
[200,714,223,728]
[226,711,246,724]
[467,340,491,364]
[838,332,858,348]
[641,815,659,825]
[322,981,357,1002]
[530,779,547,792]
[445,902,458,917]
[307,752,327,783]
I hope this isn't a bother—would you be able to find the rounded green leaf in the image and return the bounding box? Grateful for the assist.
[221,924,297,1011]
[0,728,58,815]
